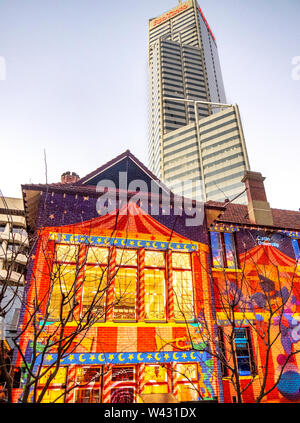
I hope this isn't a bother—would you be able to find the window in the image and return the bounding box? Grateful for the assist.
[144,251,166,321]
[0,224,6,233]
[292,239,300,261]
[210,232,238,269]
[37,367,67,403]
[172,252,194,321]
[48,244,80,320]
[82,267,107,320]
[82,247,108,320]
[111,388,135,403]
[176,363,199,402]
[111,366,135,403]
[144,365,168,394]
[48,265,77,320]
[74,366,102,403]
[4,260,25,274]
[114,249,137,320]
[7,243,20,253]
[55,244,79,263]
[234,328,255,376]
[10,225,26,236]
[112,366,134,382]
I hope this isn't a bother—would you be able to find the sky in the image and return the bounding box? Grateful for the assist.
[0,0,299,211]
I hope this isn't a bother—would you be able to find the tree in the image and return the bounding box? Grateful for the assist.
[10,208,141,403]
[0,192,30,403]
[176,233,300,403]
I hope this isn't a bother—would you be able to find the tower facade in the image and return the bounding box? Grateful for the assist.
[148,0,250,203]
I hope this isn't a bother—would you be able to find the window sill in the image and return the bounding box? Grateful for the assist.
[113,319,137,323]
[211,267,242,273]
[222,374,258,381]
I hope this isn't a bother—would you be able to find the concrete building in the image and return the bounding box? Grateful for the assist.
[0,196,28,349]
[148,0,250,203]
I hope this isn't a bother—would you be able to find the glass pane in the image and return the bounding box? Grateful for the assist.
[82,267,107,318]
[114,268,137,320]
[55,244,79,263]
[145,251,165,267]
[210,232,224,268]
[74,388,100,403]
[39,389,65,403]
[86,247,108,264]
[75,367,101,384]
[144,365,167,383]
[49,265,76,320]
[112,367,134,382]
[144,269,166,320]
[224,233,237,269]
[176,364,197,381]
[237,357,251,374]
[234,328,247,339]
[173,271,194,320]
[177,383,199,402]
[111,388,134,403]
[40,367,67,386]
[116,249,137,266]
[144,384,168,394]
[172,252,191,269]
[292,239,300,261]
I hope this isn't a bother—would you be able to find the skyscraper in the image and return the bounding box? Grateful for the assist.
[148,0,250,203]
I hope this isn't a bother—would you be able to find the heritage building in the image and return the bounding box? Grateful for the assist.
[12,152,300,403]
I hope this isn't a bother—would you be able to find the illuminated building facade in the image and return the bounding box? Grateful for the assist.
[12,152,300,403]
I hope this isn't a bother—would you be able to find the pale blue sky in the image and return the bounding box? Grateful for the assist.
[0,0,299,211]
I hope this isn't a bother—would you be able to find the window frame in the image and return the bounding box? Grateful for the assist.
[172,252,194,322]
[292,238,300,261]
[209,231,239,269]
[73,365,103,404]
[144,250,167,322]
[110,365,136,403]
[234,327,256,377]
[113,248,138,322]
[176,362,200,402]
[48,243,81,321]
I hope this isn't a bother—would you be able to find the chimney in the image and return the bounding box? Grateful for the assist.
[61,171,80,184]
[242,171,273,226]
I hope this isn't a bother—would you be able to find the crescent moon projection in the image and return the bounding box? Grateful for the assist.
[137,353,144,361]
[119,353,125,362]
[154,353,161,361]
[137,241,144,247]
[98,354,105,362]
[173,352,179,360]
[79,354,86,363]
[190,352,196,360]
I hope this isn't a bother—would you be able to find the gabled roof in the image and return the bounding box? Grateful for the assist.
[75,150,169,191]
[206,200,300,231]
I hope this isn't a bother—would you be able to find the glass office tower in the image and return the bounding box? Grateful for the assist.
[148,0,250,203]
